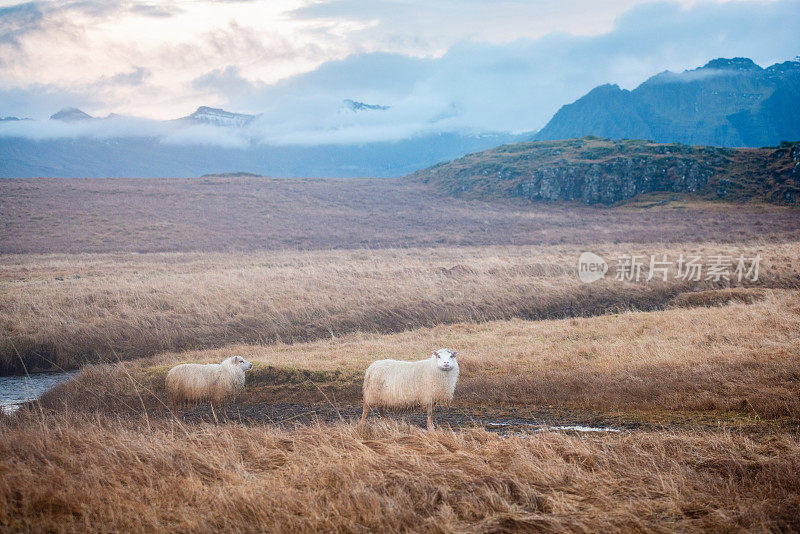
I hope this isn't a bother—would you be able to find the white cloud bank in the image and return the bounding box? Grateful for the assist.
[1,0,798,146]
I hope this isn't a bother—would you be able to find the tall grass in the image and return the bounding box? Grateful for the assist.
[1,413,798,532]
[39,289,800,420]
[3,243,799,373]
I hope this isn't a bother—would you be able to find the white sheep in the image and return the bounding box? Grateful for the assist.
[360,348,459,430]
[165,356,253,416]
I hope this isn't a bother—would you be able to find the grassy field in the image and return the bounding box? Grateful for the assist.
[9,291,800,530]
[36,289,800,422]
[2,415,798,532]
[3,242,799,374]
[2,176,800,253]
[2,176,800,531]
[3,288,799,531]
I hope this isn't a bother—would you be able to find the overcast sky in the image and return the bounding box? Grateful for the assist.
[1,0,798,143]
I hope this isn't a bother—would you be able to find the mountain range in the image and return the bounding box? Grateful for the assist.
[1,57,798,178]
[0,100,530,177]
[178,106,256,128]
[535,57,800,147]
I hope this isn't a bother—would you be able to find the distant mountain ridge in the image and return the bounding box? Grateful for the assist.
[409,136,800,205]
[0,131,526,178]
[535,57,800,147]
[2,99,530,177]
[4,56,800,178]
[179,106,256,127]
[50,107,94,121]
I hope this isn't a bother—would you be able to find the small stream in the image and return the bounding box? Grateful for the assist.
[0,372,76,414]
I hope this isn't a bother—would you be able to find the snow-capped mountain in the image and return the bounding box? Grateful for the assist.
[1,101,526,177]
[340,99,390,112]
[179,106,255,127]
[50,108,94,121]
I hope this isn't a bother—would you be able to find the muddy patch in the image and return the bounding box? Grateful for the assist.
[174,402,630,434]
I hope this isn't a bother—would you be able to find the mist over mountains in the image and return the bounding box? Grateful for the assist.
[0,103,524,178]
[0,99,527,178]
[1,56,798,178]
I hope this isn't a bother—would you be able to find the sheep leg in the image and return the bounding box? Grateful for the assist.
[210,402,219,424]
[360,403,369,425]
[426,405,434,430]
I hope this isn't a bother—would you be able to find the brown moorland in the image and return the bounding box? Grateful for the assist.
[3,176,800,532]
[1,414,798,532]
[2,176,800,254]
[38,289,800,423]
[3,243,799,374]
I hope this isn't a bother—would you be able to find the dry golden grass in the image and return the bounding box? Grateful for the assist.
[1,413,798,533]
[5,180,800,532]
[41,289,800,422]
[3,242,799,374]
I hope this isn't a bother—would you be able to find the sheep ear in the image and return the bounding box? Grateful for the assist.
[432,351,439,358]
[451,351,458,357]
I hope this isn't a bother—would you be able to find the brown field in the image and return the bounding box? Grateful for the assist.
[4,288,800,531]
[3,242,799,374]
[38,289,800,423]
[2,176,800,253]
[2,415,798,533]
[3,177,800,532]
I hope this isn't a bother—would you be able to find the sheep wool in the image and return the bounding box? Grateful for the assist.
[361,348,459,429]
[165,356,253,412]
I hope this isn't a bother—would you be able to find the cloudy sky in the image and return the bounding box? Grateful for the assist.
[0,0,798,143]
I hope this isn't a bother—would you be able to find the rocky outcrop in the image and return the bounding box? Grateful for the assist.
[515,156,713,204]
[767,141,800,204]
[409,137,799,205]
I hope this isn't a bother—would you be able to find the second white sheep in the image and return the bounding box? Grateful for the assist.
[165,355,253,416]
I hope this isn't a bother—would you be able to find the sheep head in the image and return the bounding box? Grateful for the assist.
[432,348,458,372]
[225,355,253,371]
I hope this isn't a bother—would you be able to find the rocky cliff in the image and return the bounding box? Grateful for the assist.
[408,137,800,205]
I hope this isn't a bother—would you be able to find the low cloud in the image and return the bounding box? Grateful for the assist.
[108,66,151,86]
[0,112,251,148]
[128,3,182,18]
[2,0,798,146]
[0,2,44,47]
[192,65,261,96]
[645,68,740,84]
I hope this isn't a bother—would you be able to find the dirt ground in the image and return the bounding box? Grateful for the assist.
[160,401,786,436]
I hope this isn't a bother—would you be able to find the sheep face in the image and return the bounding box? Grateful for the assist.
[432,348,458,372]
[227,356,253,371]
